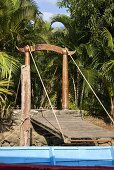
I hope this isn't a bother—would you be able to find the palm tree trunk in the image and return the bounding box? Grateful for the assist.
[80,81,85,109]
[71,75,77,106]
[77,70,80,107]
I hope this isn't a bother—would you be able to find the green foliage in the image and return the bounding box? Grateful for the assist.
[0,0,41,117]
[0,52,18,78]
[0,51,19,106]
[102,28,114,50]
[51,0,114,116]
[69,102,77,110]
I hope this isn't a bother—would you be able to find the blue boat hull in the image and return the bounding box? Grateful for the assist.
[0,146,114,167]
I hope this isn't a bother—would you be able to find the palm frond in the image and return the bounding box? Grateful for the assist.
[0,80,13,87]
[0,88,12,95]
[0,0,20,16]
[102,60,114,72]
[82,68,98,95]
[102,60,114,82]
[85,43,95,57]
[102,27,114,50]
[0,52,19,78]
[0,79,13,105]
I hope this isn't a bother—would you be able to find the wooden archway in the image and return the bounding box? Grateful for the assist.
[18,44,69,110]
[17,44,70,146]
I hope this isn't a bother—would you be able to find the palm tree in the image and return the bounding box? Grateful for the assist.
[0,0,40,50]
[102,59,114,118]
[0,0,41,116]
[51,0,114,116]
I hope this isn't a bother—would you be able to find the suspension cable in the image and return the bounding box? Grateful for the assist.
[67,48,114,124]
[29,50,65,141]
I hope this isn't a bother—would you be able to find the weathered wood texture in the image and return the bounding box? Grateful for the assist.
[17,44,64,54]
[20,65,31,146]
[62,50,69,110]
[31,110,114,140]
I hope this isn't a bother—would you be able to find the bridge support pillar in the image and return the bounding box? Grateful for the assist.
[20,46,31,146]
[62,49,69,110]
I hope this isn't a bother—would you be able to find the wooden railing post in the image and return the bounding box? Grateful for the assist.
[62,49,69,110]
[20,45,31,146]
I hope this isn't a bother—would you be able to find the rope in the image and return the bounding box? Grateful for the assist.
[67,48,114,124]
[29,51,65,141]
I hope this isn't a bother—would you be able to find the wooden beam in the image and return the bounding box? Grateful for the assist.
[17,44,75,56]
[17,44,64,54]
[70,139,112,143]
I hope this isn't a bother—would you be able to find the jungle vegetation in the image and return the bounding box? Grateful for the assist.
[0,0,114,122]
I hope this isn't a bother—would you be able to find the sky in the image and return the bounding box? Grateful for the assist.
[34,0,68,27]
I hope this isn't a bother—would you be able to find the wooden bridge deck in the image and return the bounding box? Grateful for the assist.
[31,110,114,142]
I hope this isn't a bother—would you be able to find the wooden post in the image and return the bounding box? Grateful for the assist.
[20,45,31,146]
[62,49,69,110]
